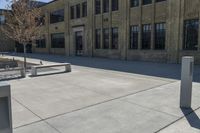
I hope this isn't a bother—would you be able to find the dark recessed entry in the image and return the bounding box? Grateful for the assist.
[0,97,10,130]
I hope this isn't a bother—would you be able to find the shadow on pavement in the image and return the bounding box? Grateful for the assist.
[6,53,200,82]
[181,108,200,129]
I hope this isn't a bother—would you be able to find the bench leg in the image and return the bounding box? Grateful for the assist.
[65,65,71,72]
[31,68,37,76]
[20,68,26,78]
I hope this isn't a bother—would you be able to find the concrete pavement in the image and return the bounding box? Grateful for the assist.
[2,53,200,133]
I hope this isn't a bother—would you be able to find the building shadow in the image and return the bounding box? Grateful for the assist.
[181,107,200,129]
[6,53,200,82]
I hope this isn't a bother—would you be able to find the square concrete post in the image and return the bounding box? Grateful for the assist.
[31,67,37,76]
[65,64,71,72]
[20,68,25,78]
[180,56,194,108]
[0,82,13,133]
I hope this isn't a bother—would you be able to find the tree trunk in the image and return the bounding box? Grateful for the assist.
[23,43,27,75]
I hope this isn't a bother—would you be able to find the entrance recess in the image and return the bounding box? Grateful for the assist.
[75,31,83,56]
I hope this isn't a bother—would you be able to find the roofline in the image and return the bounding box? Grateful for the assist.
[0,9,11,11]
[38,0,61,8]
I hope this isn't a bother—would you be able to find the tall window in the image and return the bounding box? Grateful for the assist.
[76,4,81,18]
[103,28,109,49]
[103,0,109,13]
[51,33,65,48]
[36,37,46,48]
[95,29,101,49]
[143,0,152,5]
[70,6,75,19]
[142,24,151,49]
[155,23,166,50]
[112,27,118,49]
[95,0,101,14]
[183,19,199,50]
[112,0,119,11]
[130,25,139,49]
[130,0,139,7]
[50,9,64,24]
[82,2,87,17]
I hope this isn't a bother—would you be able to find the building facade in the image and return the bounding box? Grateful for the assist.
[24,0,200,63]
[0,9,15,52]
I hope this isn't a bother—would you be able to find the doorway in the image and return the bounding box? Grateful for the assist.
[75,31,83,56]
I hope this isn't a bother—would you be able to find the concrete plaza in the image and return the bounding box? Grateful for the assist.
[3,53,200,133]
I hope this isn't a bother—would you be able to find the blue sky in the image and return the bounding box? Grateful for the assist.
[0,0,52,9]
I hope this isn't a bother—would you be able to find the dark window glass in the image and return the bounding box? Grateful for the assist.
[155,23,166,50]
[70,6,75,19]
[130,25,139,49]
[130,0,139,7]
[82,2,87,17]
[112,0,119,11]
[142,24,151,49]
[36,36,46,48]
[143,0,152,5]
[103,28,109,49]
[0,15,5,25]
[183,19,199,50]
[156,0,166,2]
[50,9,64,24]
[103,0,109,13]
[95,0,101,14]
[111,27,118,49]
[35,15,45,26]
[76,4,81,18]
[51,33,65,48]
[95,29,101,49]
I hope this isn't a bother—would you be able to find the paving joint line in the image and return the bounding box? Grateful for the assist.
[155,106,200,133]
[15,80,176,129]
[12,98,63,133]
[121,99,180,118]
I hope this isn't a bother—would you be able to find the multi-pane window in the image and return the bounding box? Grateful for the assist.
[36,37,46,48]
[51,33,65,48]
[82,2,87,17]
[95,29,101,49]
[50,9,64,24]
[183,19,199,50]
[0,15,5,25]
[76,4,81,18]
[155,23,166,50]
[130,25,139,49]
[142,24,151,49]
[103,28,109,49]
[103,0,109,13]
[95,0,101,14]
[112,0,119,11]
[111,27,119,49]
[130,0,139,7]
[143,0,152,5]
[70,6,75,19]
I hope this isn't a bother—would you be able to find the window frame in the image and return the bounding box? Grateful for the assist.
[51,33,65,48]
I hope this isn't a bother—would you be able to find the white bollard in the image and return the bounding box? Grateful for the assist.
[0,82,13,133]
[180,56,194,108]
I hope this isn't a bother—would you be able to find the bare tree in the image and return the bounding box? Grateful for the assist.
[1,0,43,75]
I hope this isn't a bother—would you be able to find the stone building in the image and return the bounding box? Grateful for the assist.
[0,9,15,52]
[2,0,200,63]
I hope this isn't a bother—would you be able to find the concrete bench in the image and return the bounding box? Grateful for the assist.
[31,63,71,76]
[0,67,25,78]
[0,82,13,133]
